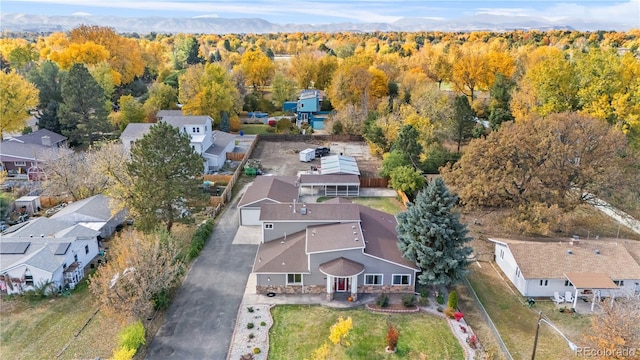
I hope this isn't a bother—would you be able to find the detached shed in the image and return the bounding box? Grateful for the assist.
[14,196,41,215]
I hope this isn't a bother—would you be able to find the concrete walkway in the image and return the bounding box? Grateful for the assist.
[145,193,257,359]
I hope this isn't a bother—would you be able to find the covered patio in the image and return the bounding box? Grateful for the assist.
[565,272,618,312]
[298,174,360,197]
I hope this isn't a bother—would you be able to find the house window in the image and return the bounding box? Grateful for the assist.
[264,223,274,229]
[614,280,624,286]
[392,274,410,285]
[365,274,382,285]
[192,127,200,133]
[515,268,520,278]
[74,254,78,262]
[499,249,504,259]
[63,263,67,269]
[564,280,573,287]
[14,161,26,166]
[287,274,302,285]
[539,279,549,287]
[25,274,34,286]
[85,245,89,254]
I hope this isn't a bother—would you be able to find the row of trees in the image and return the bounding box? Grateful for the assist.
[2,27,639,149]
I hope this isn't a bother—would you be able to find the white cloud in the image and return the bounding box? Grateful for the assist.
[71,11,91,16]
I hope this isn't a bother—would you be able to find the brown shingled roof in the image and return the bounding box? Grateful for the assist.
[306,223,365,253]
[360,206,418,270]
[319,257,365,277]
[497,240,640,280]
[253,230,307,273]
[259,203,361,222]
[565,273,618,289]
[623,240,640,265]
[238,176,298,208]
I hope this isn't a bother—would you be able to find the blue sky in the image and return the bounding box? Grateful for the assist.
[2,0,639,25]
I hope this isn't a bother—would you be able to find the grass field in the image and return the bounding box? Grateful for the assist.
[240,124,271,134]
[269,305,464,360]
[467,263,591,360]
[317,197,405,215]
[0,281,121,360]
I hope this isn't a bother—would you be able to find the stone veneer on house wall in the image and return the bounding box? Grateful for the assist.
[256,285,414,295]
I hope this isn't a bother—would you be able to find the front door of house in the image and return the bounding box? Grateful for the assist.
[335,277,350,292]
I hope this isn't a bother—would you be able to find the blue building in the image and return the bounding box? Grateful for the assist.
[284,90,329,130]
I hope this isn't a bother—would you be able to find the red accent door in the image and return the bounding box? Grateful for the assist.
[335,278,350,292]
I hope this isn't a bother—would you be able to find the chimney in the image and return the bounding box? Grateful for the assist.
[41,136,51,147]
[293,199,296,213]
[570,235,580,246]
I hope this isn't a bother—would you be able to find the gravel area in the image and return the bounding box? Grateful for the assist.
[227,304,273,360]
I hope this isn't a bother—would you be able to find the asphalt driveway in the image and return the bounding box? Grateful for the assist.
[146,195,257,359]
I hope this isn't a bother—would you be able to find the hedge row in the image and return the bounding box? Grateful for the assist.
[187,219,215,261]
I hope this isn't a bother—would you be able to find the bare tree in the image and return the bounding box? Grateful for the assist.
[89,230,184,322]
[583,296,640,359]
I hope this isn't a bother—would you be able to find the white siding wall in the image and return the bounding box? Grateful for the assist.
[3,264,54,295]
[493,243,527,296]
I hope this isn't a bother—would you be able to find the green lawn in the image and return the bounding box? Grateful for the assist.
[467,263,591,360]
[316,197,405,215]
[269,305,464,360]
[240,124,271,134]
[0,281,121,359]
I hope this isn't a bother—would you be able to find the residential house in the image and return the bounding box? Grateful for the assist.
[1,217,100,294]
[237,176,299,226]
[253,198,419,300]
[293,90,329,130]
[0,136,64,179]
[490,238,640,300]
[119,114,237,173]
[6,129,67,148]
[50,194,127,239]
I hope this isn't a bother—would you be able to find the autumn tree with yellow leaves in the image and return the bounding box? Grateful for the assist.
[0,70,39,138]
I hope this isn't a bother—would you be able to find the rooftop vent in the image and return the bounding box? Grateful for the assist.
[567,249,573,255]
[300,207,307,215]
[595,249,600,255]
[352,225,356,229]
[354,238,359,241]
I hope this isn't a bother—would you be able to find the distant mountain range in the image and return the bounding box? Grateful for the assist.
[1,13,631,34]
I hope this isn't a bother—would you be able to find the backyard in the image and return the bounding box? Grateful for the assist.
[269,305,465,360]
[0,281,121,359]
[317,196,405,215]
[466,262,592,360]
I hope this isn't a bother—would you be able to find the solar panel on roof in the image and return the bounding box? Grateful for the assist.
[54,242,71,255]
[0,242,31,254]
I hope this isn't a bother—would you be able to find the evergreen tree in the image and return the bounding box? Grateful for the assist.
[219,111,230,133]
[127,122,205,232]
[391,124,423,170]
[488,73,514,129]
[27,60,63,108]
[36,100,61,133]
[397,178,472,288]
[450,95,475,153]
[58,63,111,145]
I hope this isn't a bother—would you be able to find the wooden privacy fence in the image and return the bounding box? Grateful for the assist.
[203,174,233,183]
[360,177,389,188]
[226,152,245,161]
[257,134,365,142]
[209,137,259,206]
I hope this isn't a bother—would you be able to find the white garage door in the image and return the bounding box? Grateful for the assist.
[240,208,261,226]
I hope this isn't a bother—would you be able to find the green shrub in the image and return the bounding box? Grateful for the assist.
[376,293,389,308]
[117,321,146,353]
[247,306,254,313]
[402,294,416,307]
[419,297,430,306]
[152,288,171,310]
[186,220,214,260]
[247,322,254,329]
[253,347,261,354]
[260,321,266,327]
[420,289,429,298]
[436,293,445,305]
[248,333,255,339]
[447,290,458,310]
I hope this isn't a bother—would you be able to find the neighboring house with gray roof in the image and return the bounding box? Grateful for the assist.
[253,197,419,301]
[119,113,237,173]
[1,218,100,295]
[238,176,299,226]
[6,129,67,148]
[489,238,640,299]
[50,194,126,239]
[0,140,60,179]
